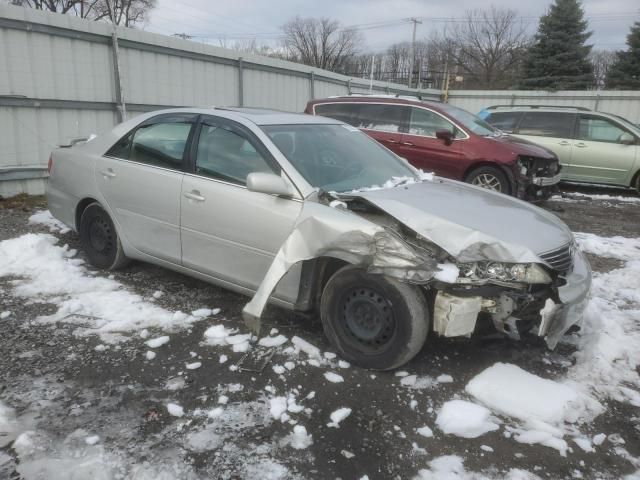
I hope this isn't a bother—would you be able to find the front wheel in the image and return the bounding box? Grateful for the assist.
[465,166,511,195]
[79,202,129,270]
[320,265,429,370]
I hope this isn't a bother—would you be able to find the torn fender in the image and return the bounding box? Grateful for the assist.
[242,202,437,334]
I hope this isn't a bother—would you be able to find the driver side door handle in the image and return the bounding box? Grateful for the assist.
[184,190,205,202]
[401,141,415,147]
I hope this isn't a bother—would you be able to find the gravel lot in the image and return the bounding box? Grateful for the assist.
[0,185,639,480]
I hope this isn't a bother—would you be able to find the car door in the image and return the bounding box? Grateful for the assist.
[351,103,409,155]
[180,116,302,296]
[98,113,196,263]
[398,106,468,178]
[513,111,577,179]
[571,114,638,185]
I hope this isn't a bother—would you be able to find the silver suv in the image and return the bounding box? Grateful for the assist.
[482,106,640,193]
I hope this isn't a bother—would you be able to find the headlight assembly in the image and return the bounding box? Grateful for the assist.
[456,261,552,284]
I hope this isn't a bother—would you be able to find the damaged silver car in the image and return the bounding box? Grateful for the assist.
[47,108,591,370]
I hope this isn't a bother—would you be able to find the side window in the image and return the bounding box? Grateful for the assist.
[314,103,360,127]
[484,112,522,133]
[517,112,575,138]
[106,121,192,170]
[578,115,629,143]
[408,107,456,137]
[195,124,276,185]
[353,104,407,133]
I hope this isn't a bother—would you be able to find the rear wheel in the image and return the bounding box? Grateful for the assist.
[466,166,510,194]
[79,203,128,270]
[320,265,429,370]
[635,172,640,195]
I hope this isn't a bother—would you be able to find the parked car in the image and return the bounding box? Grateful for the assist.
[47,108,590,370]
[304,96,562,201]
[481,105,640,193]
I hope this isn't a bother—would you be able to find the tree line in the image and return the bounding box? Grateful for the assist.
[10,0,640,90]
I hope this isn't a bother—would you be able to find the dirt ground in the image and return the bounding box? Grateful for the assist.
[0,185,639,480]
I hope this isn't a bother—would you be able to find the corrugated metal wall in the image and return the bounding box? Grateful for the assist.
[447,90,640,122]
[1,4,639,197]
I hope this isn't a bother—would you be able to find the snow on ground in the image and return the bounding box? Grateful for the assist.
[413,455,542,480]
[0,233,203,342]
[435,400,500,439]
[28,210,71,233]
[553,192,640,204]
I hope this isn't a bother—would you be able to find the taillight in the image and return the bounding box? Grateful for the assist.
[47,154,53,174]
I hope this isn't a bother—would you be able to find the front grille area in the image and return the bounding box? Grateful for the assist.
[518,155,560,178]
[539,243,574,274]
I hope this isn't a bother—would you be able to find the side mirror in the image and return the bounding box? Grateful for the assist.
[619,132,635,145]
[435,129,454,146]
[246,172,294,197]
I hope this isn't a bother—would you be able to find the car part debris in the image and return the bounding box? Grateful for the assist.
[237,347,275,372]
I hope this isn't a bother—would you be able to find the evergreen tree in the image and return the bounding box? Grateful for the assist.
[606,21,640,89]
[520,0,594,90]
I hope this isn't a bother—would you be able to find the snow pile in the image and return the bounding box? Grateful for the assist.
[566,234,640,408]
[145,336,170,349]
[327,408,352,428]
[414,455,541,480]
[258,334,288,348]
[281,425,313,450]
[0,234,201,341]
[436,400,500,439]
[268,392,306,423]
[167,403,185,417]
[466,363,601,455]
[28,210,70,234]
[560,192,640,204]
[324,372,344,383]
[203,324,251,352]
[574,232,640,261]
[291,336,322,359]
[0,401,19,448]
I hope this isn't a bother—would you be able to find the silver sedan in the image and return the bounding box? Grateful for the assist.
[47,108,591,370]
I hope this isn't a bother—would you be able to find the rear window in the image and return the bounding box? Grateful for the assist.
[517,112,575,138]
[314,103,359,126]
[315,102,407,133]
[484,112,522,133]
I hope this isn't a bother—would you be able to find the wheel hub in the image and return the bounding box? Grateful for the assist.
[89,218,112,253]
[343,288,395,348]
[472,173,502,192]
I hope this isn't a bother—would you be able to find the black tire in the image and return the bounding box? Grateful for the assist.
[320,265,429,370]
[635,172,640,195]
[79,203,128,270]
[465,166,511,195]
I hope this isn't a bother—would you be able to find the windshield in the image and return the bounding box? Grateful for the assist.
[438,103,497,136]
[262,124,418,192]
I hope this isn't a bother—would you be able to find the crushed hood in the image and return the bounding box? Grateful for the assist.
[348,178,573,263]
[487,134,558,160]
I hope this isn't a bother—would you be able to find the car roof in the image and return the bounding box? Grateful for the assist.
[138,107,342,126]
[309,95,444,110]
[484,105,591,113]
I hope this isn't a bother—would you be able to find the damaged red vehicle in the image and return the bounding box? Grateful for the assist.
[305,96,562,201]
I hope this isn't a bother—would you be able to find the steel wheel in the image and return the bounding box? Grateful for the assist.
[472,173,503,191]
[79,203,129,270]
[342,287,397,352]
[320,265,429,370]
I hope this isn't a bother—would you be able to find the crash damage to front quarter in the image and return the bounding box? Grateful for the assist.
[242,176,591,352]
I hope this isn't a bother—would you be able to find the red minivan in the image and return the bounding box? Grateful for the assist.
[305,96,561,201]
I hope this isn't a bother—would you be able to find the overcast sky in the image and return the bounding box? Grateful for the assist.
[145,0,639,53]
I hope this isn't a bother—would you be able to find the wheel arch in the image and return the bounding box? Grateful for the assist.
[631,168,640,191]
[294,256,351,313]
[75,197,100,231]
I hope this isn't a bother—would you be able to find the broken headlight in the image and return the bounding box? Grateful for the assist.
[457,262,551,284]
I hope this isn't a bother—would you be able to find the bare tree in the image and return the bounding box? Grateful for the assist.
[445,7,530,89]
[281,16,363,73]
[15,0,155,26]
[590,49,617,89]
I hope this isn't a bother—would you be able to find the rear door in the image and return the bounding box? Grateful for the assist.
[572,114,638,185]
[180,116,302,295]
[513,111,577,178]
[98,113,196,263]
[398,106,468,178]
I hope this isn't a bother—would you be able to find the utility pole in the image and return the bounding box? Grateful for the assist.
[106,0,126,121]
[407,17,422,89]
[369,55,375,94]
